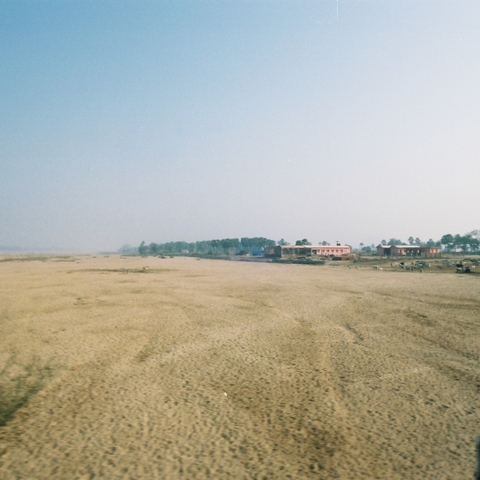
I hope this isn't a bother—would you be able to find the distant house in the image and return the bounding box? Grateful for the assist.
[391,245,422,256]
[377,245,441,257]
[420,246,441,257]
[265,244,351,259]
[376,245,392,256]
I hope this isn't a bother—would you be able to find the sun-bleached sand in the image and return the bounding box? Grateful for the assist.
[0,255,479,479]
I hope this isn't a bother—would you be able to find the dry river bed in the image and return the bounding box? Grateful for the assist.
[0,255,479,479]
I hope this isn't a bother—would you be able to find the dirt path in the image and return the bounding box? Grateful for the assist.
[0,256,479,479]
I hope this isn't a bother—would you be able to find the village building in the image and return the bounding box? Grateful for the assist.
[391,245,421,256]
[376,245,392,256]
[376,245,441,257]
[265,244,351,259]
[419,246,441,257]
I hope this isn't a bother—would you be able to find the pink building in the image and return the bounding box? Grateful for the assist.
[265,245,351,259]
[310,245,350,256]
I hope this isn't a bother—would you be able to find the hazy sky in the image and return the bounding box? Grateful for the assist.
[1,1,479,252]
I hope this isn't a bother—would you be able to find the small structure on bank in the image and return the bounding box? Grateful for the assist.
[376,245,441,257]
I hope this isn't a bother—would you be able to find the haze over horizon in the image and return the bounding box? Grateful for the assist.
[1,1,479,253]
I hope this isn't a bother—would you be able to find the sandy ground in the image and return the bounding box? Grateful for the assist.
[0,255,479,479]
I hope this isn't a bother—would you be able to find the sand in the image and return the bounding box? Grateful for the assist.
[0,255,479,479]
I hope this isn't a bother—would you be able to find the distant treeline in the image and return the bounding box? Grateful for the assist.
[358,231,479,253]
[135,230,480,256]
[138,237,277,256]
[438,232,479,252]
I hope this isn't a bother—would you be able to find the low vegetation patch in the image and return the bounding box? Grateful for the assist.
[0,357,53,427]
[71,268,175,274]
[0,256,49,263]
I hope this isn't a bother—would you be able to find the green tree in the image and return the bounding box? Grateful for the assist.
[387,238,402,246]
[408,236,415,245]
[210,239,220,254]
[458,234,480,252]
[471,237,480,252]
[469,229,480,238]
[240,237,275,253]
[221,239,231,253]
[240,237,251,252]
[138,241,148,256]
[149,243,159,255]
[441,234,454,251]
[453,234,463,251]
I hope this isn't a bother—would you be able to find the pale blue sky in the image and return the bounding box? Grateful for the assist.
[1,1,479,251]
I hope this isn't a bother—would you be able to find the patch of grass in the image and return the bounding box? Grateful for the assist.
[0,256,49,262]
[50,256,76,262]
[0,255,77,263]
[72,268,175,274]
[0,357,53,427]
